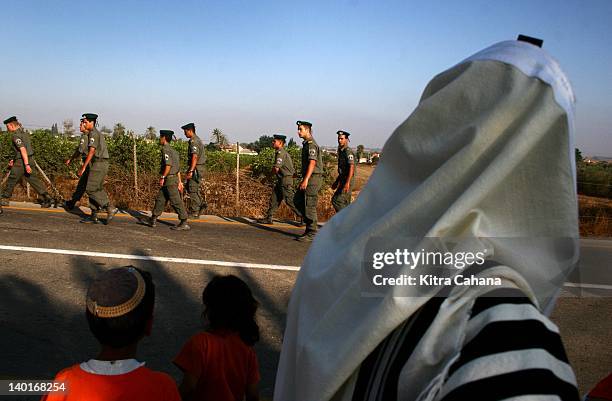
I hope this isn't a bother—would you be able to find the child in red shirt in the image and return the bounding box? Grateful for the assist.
[42,267,180,401]
[174,274,260,401]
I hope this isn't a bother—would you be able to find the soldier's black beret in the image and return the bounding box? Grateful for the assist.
[337,130,351,137]
[296,120,312,127]
[81,113,98,121]
[273,134,287,141]
[160,130,174,140]
[181,122,195,131]
[3,116,17,125]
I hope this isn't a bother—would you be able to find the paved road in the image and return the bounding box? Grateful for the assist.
[0,204,610,398]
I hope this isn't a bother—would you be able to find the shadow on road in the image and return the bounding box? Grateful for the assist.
[221,216,302,239]
[0,249,289,399]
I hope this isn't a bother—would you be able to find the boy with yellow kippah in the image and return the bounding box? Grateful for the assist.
[41,267,180,401]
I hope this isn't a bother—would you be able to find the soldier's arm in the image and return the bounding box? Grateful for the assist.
[81,147,96,170]
[189,154,198,172]
[20,147,32,173]
[303,160,316,182]
[271,152,282,175]
[70,148,81,160]
[343,164,355,192]
[66,148,80,165]
[160,165,171,186]
[177,172,184,192]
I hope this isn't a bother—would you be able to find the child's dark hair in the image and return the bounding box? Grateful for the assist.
[202,275,260,346]
[86,267,155,348]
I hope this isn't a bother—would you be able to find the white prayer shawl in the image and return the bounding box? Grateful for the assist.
[274,40,578,401]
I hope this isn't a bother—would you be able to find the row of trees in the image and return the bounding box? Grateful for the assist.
[576,148,612,198]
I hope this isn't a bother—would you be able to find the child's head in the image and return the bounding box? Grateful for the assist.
[86,267,155,348]
[202,275,260,346]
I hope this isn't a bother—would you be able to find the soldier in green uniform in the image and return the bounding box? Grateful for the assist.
[146,130,190,230]
[256,134,302,224]
[1,116,53,208]
[331,130,356,212]
[64,118,90,210]
[78,113,118,224]
[181,122,207,219]
[294,121,323,242]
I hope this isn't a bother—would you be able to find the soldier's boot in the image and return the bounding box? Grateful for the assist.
[256,217,273,224]
[0,198,9,206]
[105,205,119,225]
[80,211,100,224]
[40,194,53,208]
[198,202,208,216]
[146,216,158,228]
[171,219,191,231]
[295,230,317,242]
[64,199,76,210]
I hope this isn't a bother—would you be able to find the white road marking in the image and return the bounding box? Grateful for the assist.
[563,282,612,291]
[0,245,301,271]
[1,245,611,290]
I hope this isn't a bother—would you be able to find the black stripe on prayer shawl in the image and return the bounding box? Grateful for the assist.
[352,295,447,401]
[439,369,581,401]
[349,263,578,401]
[469,287,533,317]
[446,319,570,379]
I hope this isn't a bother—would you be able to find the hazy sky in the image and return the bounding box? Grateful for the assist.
[1,0,611,153]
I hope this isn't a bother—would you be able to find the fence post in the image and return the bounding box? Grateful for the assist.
[132,131,138,199]
[235,142,240,215]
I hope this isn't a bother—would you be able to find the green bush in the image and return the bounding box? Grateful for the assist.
[0,130,330,188]
[250,146,335,188]
[0,129,75,177]
[578,162,612,198]
[251,147,303,181]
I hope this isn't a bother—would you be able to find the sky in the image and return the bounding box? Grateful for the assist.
[1,0,611,154]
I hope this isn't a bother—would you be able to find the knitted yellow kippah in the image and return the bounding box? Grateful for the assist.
[86,268,146,318]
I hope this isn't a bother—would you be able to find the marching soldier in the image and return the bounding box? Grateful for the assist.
[78,113,118,224]
[331,130,356,212]
[256,134,302,224]
[181,122,207,219]
[64,118,90,210]
[294,121,323,242]
[1,116,53,208]
[145,130,190,230]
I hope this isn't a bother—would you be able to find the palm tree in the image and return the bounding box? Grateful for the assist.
[212,128,228,147]
[145,126,156,140]
[113,123,126,138]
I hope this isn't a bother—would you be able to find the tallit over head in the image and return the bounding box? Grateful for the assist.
[274,40,578,401]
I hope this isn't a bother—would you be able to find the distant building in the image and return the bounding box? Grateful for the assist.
[221,143,258,155]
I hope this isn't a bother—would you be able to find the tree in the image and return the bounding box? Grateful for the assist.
[100,125,112,135]
[113,123,126,138]
[287,138,297,148]
[212,128,228,147]
[145,126,157,140]
[575,148,583,164]
[249,135,274,153]
[63,119,75,137]
[51,123,59,137]
[206,142,221,151]
[356,144,365,160]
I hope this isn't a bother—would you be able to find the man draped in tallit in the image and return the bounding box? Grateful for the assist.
[274,39,580,401]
